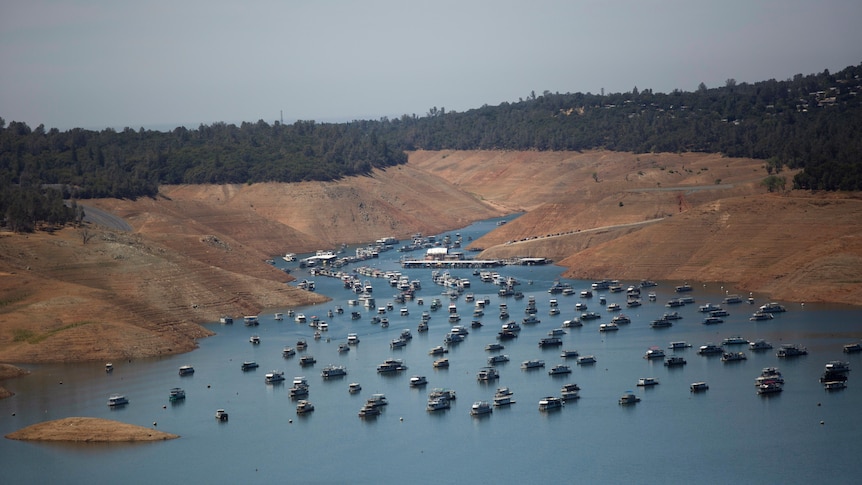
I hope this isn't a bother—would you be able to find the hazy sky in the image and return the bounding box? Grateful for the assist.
[2,0,861,130]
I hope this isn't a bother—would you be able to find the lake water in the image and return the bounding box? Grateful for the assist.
[2,215,861,484]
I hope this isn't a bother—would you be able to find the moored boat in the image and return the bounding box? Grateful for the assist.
[470,401,493,416]
[560,383,580,401]
[749,339,773,351]
[577,355,597,365]
[619,391,640,405]
[321,364,347,378]
[265,370,285,383]
[538,396,563,411]
[178,365,195,376]
[107,394,129,407]
[296,400,315,414]
[637,377,659,387]
[690,382,709,392]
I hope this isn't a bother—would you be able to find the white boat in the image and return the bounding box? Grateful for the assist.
[427,396,451,411]
[699,303,722,313]
[664,356,687,367]
[749,339,773,351]
[274,312,283,321]
[824,381,847,391]
[494,387,513,398]
[644,347,665,359]
[410,375,428,387]
[721,351,747,362]
[757,381,783,394]
[611,314,631,325]
[390,338,407,349]
[377,358,407,373]
[348,382,362,393]
[178,365,195,376]
[522,314,541,325]
[429,388,457,401]
[241,361,259,371]
[107,394,129,407]
[698,343,723,355]
[433,358,449,368]
[477,367,500,381]
[358,403,381,417]
[299,355,316,366]
[598,323,619,332]
[521,359,545,369]
[560,349,579,359]
[825,361,851,373]
[105,363,113,373]
[619,391,640,405]
[577,355,597,365]
[493,395,515,407]
[485,343,505,352]
[243,315,259,326]
[337,343,350,353]
[215,409,229,421]
[282,347,296,357]
[650,318,673,328]
[321,365,347,378]
[487,354,510,365]
[668,341,691,350]
[366,393,389,407]
[663,311,683,320]
[539,336,563,346]
[843,342,862,353]
[347,333,360,345]
[606,303,621,311]
[429,345,448,355]
[548,364,572,375]
[759,302,787,313]
[168,387,186,401]
[265,370,285,383]
[637,377,659,387]
[776,344,808,357]
[702,316,724,325]
[296,400,315,414]
[219,316,234,324]
[722,336,749,346]
[470,401,493,416]
[249,335,261,344]
[690,382,709,392]
[538,396,563,411]
[560,383,580,401]
[749,311,774,321]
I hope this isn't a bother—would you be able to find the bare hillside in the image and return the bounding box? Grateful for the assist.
[1,149,860,368]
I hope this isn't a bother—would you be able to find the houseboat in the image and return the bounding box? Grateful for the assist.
[107,394,129,407]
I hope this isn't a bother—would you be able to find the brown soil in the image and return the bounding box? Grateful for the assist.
[1,149,861,369]
[5,417,178,442]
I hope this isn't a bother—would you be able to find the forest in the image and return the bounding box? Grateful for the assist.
[2,62,861,231]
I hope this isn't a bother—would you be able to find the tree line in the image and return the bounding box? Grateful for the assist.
[2,62,861,231]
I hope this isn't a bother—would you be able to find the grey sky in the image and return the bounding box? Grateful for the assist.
[2,0,861,131]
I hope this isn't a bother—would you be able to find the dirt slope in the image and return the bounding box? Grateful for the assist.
[1,149,860,369]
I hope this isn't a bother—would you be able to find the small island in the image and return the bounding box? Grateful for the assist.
[5,417,179,442]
